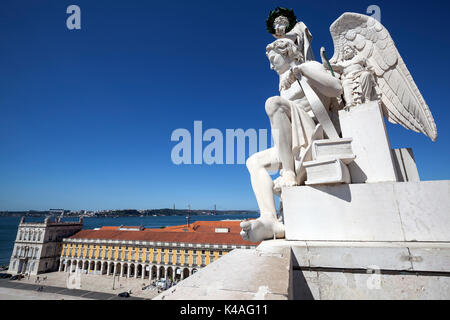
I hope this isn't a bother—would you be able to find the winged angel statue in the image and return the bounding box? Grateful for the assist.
[324,12,437,141]
[240,9,438,243]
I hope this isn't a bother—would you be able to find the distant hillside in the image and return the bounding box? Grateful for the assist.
[0,209,257,217]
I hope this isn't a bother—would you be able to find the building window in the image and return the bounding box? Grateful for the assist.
[146,251,150,262]
[19,232,23,240]
[176,255,180,264]
[32,232,36,241]
[201,255,206,266]
[37,232,41,241]
[168,254,172,264]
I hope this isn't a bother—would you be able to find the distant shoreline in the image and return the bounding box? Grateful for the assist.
[0,209,258,218]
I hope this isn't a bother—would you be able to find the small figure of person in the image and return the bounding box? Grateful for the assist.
[323,45,376,108]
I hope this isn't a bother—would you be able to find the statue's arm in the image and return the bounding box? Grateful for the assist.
[328,63,344,73]
[320,47,343,74]
[322,62,344,80]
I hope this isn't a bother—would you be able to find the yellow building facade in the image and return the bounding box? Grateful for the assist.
[59,222,257,281]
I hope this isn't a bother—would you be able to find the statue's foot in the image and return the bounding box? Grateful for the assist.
[240,217,285,242]
[273,170,298,195]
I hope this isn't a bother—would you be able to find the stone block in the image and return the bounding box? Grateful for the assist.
[153,248,291,300]
[282,183,404,241]
[282,181,450,242]
[305,242,412,271]
[314,271,450,300]
[260,240,450,300]
[303,159,351,186]
[408,245,450,272]
[311,138,355,164]
[339,102,397,183]
[394,181,450,242]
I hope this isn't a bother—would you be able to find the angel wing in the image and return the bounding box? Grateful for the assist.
[329,12,437,141]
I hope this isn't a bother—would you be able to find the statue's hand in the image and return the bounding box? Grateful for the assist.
[290,65,302,78]
[280,68,300,91]
[320,47,330,67]
[280,76,294,91]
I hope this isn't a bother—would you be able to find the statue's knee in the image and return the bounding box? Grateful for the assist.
[246,155,258,171]
[265,96,285,117]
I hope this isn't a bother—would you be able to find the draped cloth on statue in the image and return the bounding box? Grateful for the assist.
[290,101,317,163]
[281,22,314,62]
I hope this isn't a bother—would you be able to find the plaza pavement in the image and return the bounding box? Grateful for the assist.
[0,286,91,300]
[0,272,160,300]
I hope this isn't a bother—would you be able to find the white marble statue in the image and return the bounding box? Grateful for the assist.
[240,9,438,243]
[240,8,342,243]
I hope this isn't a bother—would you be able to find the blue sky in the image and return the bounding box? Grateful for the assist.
[0,0,449,211]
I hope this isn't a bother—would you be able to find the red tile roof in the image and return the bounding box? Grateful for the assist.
[68,220,259,246]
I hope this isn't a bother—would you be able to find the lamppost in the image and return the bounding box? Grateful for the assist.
[112,265,119,290]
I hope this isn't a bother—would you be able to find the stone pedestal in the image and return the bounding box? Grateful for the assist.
[282,181,450,242]
[258,239,450,300]
[339,102,398,183]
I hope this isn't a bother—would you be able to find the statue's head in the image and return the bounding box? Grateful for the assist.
[343,45,356,60]
[266,7,297,37]
[266,38,303,74]
[274,16,290,37]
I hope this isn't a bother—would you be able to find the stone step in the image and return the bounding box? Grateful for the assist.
[311,138,355,164]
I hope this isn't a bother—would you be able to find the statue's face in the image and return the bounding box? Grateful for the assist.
[267,50,290,74]
[274,16,289,37]
[343,46,355,60]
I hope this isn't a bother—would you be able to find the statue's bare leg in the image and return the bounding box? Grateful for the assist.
[342,79,354,109]
[265,96,297,187]
[360,71,375,102]
[241,148,285,242]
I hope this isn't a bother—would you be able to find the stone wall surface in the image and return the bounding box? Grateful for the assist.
[153,247,291,300]
[282,181,450,242]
